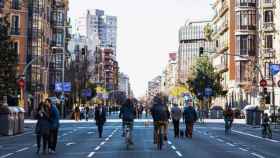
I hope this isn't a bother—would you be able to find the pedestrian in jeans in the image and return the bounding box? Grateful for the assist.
[183,101,197,138]
[35,102,50,154]
[45,98,60,154]
[95,104,107,138]
[171,104,182,138]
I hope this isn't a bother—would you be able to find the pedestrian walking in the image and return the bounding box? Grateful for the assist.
[171,104,182,138]
[95,104,107,138]
[74,105,80,121]
[183,101,197,138]
[35,102,50,154]
[45,98,60,154]
[85,106,90,121]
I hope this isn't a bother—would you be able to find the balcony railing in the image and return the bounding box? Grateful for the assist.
[263,0,274,8]
[262,22,275,32]
[10,27,20,35]
[262,48,275,58]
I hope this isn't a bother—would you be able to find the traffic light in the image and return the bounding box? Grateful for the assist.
[199,47,204,57]
[263,87,270,104]
[81,47,86,55]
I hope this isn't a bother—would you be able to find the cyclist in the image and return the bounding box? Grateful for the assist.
[150,93,170,143]
[262,113,272,138]
[223,106,234,134]
[119,98,136,144]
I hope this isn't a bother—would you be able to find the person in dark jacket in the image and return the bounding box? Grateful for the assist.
[183,101,197,138]
[45,98,60,154]
[119,98,136,140]
[171,104,182,138]
[35,102,50,154]
[150,94,170,142]
[95,104,107,138]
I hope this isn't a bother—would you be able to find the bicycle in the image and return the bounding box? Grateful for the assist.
[262,123,272,139]
[154,121,166,150]
[123,121,133,149]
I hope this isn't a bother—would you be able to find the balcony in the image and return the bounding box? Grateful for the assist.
[263,0,275,8]
[262,22,275,32]
[262,48,275,58]
[10,27,20,35]
[218,21,228,35]
[219,1,229,17]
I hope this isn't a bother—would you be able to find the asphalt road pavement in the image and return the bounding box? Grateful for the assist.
[1,120,280,158]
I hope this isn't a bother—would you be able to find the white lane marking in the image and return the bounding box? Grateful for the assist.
[15,147,29,153]
[210,136,215,139]
[226,143,235,147]
[167,141,172,145]
[251,152,265,158]
[0,153,14,158]
[94,146,101,151]
[217,138,224,142]
[109,135,113,138]
[176,151,183,157]
[66,142,76,146]
[100,141,105,146]
[171,145,176,150]
[105,138,110,141]
[88,132,94,134]
[239,147,248,152]
[87,152,95,157]
[232,130,280,143]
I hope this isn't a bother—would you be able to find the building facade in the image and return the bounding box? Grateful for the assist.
[211,0,236,107]
[118,73,130,97]
[178,20,214,83]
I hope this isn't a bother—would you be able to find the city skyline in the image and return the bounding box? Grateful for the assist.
[69,0,213,97]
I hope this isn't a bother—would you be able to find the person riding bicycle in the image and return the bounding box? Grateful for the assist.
[262,113,272,138]
[119,98,136,144]
[223,106,234,133]
[150,93,170,143]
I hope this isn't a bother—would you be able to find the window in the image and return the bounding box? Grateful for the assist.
[12,41,19,56]
[236,35,256,56]
[264,10,273,23]
[11,0,20,10]
[265,62,272,79]
[236,0,256,7]
[236,10,256,30]
[265,35,273,49]
[11,15,19,35]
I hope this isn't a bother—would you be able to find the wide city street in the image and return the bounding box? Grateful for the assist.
[1,117,280,158]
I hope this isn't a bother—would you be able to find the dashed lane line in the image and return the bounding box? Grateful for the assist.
[251,152,265,158]
[176,151,183,157]
[15,147,29,153]
[0,153,14,158]
[171,145,176,150]
[232,130,280,143]
[87,152,95,158]
[217,138,224,142]
[66,142,76,146]
[100,141,105,146]
[226,143,235,147]
[239,147,249,152]
[167,141,172,145]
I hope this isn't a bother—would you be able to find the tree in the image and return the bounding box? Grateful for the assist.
[186,57,227,110]
[0,15,18,99]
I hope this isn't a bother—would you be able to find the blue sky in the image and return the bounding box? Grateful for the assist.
[69,0,213,97]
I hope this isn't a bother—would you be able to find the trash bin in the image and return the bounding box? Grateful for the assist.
[0,106,15,136]
[17,107,25,134]
[246,108,263,125]
[11,107,19,134]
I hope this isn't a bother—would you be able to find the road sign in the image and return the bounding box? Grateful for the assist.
[55,82,71,92]
[269,64,280,76]
[260,79,267,87]
[205,88,213,97]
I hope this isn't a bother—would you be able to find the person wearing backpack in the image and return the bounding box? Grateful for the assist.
[183,101,197,138]
[119,98,136,142]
